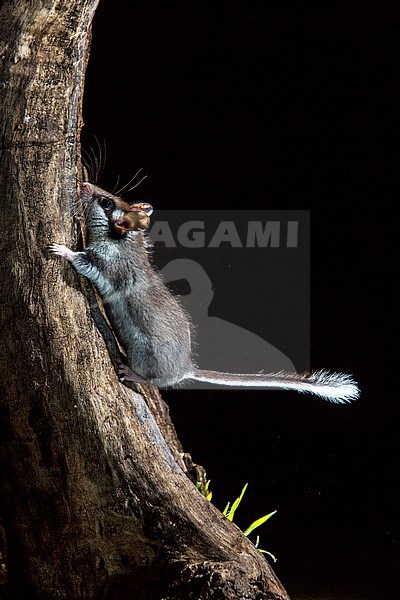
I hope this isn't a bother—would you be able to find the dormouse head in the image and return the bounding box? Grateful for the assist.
[81,182,153,237]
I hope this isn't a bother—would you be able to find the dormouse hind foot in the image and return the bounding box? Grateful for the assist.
[117,363,149,385]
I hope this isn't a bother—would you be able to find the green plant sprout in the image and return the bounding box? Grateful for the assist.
[196,479,212,501]
[200,481,277,561]
[254,535,277,563]
[223,483,277,560]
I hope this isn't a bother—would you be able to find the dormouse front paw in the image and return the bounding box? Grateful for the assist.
[48,243,74,260]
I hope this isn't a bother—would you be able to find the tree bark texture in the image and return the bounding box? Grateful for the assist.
[0,1,290,598]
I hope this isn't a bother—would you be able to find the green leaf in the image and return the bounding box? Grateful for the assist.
[243,510,277,536]
[206,491,212,502]
[258,549,277,562]
[222,502,230,516]
[227,483,248,522]
[253,533,277,561]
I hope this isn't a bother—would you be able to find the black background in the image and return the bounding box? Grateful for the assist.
[82,2,397,598]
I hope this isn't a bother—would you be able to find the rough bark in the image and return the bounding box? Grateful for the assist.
[0,1,290,598]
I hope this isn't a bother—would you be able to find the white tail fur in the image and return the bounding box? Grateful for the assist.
[190,369,360,403]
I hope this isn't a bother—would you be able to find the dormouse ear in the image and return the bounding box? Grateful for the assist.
[113,211,151,232]
[130,202,153,216]
[114,217,132,232]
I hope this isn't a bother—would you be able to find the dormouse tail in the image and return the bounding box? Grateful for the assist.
[190,369,360,403]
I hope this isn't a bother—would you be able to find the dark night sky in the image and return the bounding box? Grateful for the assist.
[82,2,397,598]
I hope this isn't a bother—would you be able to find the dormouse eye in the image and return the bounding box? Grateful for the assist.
[98,197,115,211]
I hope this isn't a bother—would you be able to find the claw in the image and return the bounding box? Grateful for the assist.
[117,363,148,384]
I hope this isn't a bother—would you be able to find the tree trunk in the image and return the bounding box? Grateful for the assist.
[0,1,290,598]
